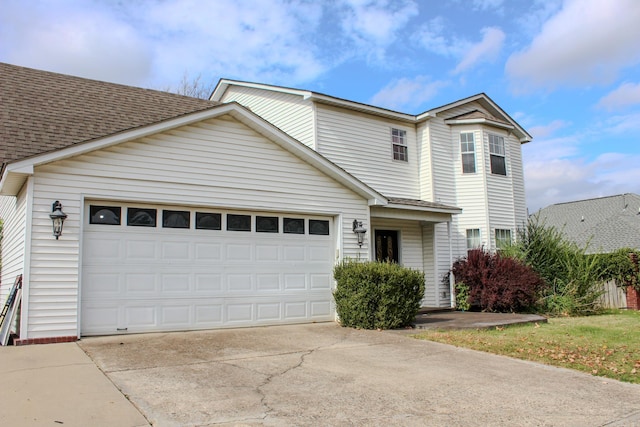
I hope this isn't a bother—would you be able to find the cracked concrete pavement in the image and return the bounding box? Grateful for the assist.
[79,322,640,426]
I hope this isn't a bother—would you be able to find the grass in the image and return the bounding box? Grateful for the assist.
[412,309,640,384]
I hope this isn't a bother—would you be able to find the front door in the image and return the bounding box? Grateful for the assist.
[375,230,399,263]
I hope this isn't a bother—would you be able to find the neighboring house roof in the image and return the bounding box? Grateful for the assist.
[0,62,386,204]
[211,79,532,143]
[535,193,640,254]
[0,62,219,169]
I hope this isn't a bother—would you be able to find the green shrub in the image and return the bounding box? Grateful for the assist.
[454,282,471,311]
[333,260,425,330]
[596,248,640,290]
[506,215,606,316]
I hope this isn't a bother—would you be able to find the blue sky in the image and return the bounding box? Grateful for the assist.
[1,0,639,212]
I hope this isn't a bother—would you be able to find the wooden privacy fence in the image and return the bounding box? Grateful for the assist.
[598,280,627,309]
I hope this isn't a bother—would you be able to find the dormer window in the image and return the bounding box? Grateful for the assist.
[489,134,507,175]
[391,128,407,161]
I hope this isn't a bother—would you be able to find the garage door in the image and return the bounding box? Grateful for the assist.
[81,203,335,336]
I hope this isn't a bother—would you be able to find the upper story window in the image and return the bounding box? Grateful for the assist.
[391,128,407,161]
[495,229,512,249]
[460,132,476,173]
[489,134,507,176]
[466,229,481,249]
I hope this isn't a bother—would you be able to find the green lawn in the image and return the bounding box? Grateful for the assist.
[412,310,640,384]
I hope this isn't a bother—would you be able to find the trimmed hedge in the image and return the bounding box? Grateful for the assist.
[333,260,425,330]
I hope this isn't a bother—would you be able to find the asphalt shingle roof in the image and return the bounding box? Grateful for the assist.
[535,193,640,253]
[0,62,219,169]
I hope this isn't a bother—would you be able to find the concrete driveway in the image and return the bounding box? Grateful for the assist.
[79,323,640,427]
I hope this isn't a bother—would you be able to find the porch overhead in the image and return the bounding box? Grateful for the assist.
[370,197,462,223]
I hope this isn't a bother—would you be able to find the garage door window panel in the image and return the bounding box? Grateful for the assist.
[283,218,304,234]
[128,208,157,227]
[309,220,330,235]
[196,212,222,230]
[256,216,279,233]
[227,214,251,231]
[90,205,121,225]
[163,210,190,229]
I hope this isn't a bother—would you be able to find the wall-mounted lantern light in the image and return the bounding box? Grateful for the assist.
[49,201,67,240]
[352,219,367,248]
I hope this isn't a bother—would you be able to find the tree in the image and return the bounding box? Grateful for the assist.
[164,71,215,100]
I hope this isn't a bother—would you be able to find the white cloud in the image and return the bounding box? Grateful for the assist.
[597,83,640,111]
[506,0,640,91]
[453,27,505,74]
[0,1,152,86]
[523,124,640,212]
[601,112,640,134]
[525,153,640,212]
[472,0,504,13]
[139,0,327,86]
[528,119,570,139]
[415,17,466,57]
[369,76,449,111]
[0,0,330,88]
[338,0,419,61]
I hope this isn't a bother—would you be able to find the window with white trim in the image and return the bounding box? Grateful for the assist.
[392,128,407,161]
[495,229,512,249]
[489,134,506,175]
[460,132,476,173]
[466,229,481,249]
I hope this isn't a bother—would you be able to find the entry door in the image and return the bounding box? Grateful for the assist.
[375,230,399,263]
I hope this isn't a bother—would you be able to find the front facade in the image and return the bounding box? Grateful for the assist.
[0,64,530,342]
[212,81,531,306]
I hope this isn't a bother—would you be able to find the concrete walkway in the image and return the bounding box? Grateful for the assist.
[0,342,149,426]
[407,309,547,331]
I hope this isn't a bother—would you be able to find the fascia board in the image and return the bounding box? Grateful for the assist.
[211,79,311,101]
[307,94,416,122]
[384,203,462,215]
[445,118,515,130]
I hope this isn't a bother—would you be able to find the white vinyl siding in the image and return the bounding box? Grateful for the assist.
[421,224,436,306]
[417,122,434,202]
[24,114,369,339]
[0,188,28,303]
[220,86,315,149]
[315,104,419,199]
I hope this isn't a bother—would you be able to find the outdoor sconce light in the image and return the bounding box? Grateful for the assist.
[49,201,67,240]
[352,219,367,247]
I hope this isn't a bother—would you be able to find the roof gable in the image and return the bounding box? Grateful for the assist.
[0,65,385,204]
[0,62,219,168]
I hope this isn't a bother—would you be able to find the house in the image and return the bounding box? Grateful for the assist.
[0,63,530,343]
[211,80,531,291]
[535,193,640,254]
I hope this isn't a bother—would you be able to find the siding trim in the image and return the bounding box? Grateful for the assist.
[20,177,34,339]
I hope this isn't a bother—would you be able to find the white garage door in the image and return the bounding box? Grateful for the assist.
[81,203,335,336]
